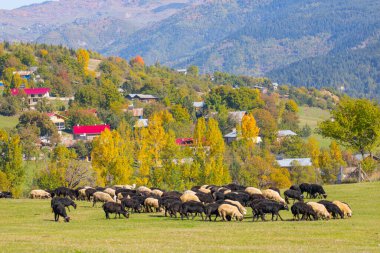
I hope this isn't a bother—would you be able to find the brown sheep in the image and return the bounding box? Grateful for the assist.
[218,204,244,221]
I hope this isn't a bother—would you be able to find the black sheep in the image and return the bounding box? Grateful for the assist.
[180,201,205,220]
[161,197,180,216]
[167,200,182,218]
[103,202,129,219]
[212,191,225,201]
[162,191,182,198]
[318,200,344,219]
[52,203,70,222]
[54,187,76,199]
[195,192,214,203]
[291,202,318,221]
[204,203,221,221]
[290,184,301,193]
[252,201,288,221]
[51,197,77,211]
[121,198,143,213]
[299,183,311,198]
[0,191,12,198]
[284,189,304,204]
[310,184,327,199]
[224,192,250,206]
[85,188,97,201]
[224,183,246,191]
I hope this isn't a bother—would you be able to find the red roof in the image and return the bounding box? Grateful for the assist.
[11,88,50,96]
[176,138,194,146]
[73,125,110,135]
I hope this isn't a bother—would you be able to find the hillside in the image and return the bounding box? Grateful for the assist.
[0,182,379,252]
[1,0,380,98]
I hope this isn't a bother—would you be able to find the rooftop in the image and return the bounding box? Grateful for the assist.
[276,158,312,168]
[11,88,50,96]
[278,130,297,137]
[73,124,110,135]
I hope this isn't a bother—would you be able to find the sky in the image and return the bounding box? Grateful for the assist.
[0,0,54,10]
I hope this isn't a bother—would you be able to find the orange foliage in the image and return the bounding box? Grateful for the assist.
[132,55,145,66]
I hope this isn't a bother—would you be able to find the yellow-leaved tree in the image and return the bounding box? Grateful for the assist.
[92,129,134,186]
[307,137,320,168]
[76,48,90,74]
[241,113,260,140]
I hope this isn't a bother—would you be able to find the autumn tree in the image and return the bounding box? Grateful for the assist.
[241,113,260,140]
[307,137,320,168]
[131,55,145,66]
[253,109,277,144]
[76,48,90,74]
[92,129,134,186]
[0,130,24,196]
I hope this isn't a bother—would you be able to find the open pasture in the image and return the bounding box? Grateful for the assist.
[0,182,379,252]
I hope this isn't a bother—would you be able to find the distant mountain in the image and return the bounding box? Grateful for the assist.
[1,0,380,98]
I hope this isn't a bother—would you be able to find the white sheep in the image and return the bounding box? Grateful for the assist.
[333,201,352,218]
[183,190,196,195]
[262,189,286,205]
[218,204,244,221]
[198,188,211,194]
[137,186,152,194]
[180,193,201,203]
[245,187,262,195]
[78,189,87,200]
[114,184,136,189]
[104,188,116,198]
[30,189,51,199]
[151,189,164,197]
[144,197,161,212]
[307,202,331,220]
[92,192,115,207]
[224,199,247,215]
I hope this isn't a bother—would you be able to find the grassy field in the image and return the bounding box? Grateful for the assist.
[0,182,379,252]
[0,115,19,129]
[298,106,331,148]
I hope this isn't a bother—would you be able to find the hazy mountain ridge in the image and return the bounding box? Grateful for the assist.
[1,0,380,97]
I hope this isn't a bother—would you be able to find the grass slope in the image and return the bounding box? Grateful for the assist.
[298,106,331,148]
[0,182,379,252]
[0,115,18,129]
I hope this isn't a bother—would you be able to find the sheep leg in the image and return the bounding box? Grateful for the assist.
[67,206,70,212]
[200,213,204,221]
[191,213,196,220]
[278,213,284,221]
[92,200,96,207]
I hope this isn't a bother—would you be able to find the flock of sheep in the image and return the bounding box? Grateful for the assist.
[28,182,352,223]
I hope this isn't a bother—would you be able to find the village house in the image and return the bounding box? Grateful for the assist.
[223,128,262,144]
[176,138,194,146]
[127,94,158,103]
[47,113,67,131]
[11,87,50,108]
[277,130,297,141]
[73,124,110,140]
[228,111,246,123]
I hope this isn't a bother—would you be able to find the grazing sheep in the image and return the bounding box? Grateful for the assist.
[52,203,70,222]
[166,200,182,218]
[204,203,222,221]
[318,200,344,219]
[224,183,246,191]
[291,202,318,221]
[262,189,286,205]
[144,197,161,213]
[332,201,352,218]
[252,200,288,221]
[0,191,12,198]
[121,198,143,213]
[104,188,116,199]
[92,192,115,207]
[309,184,327,199]
[307,202,331,220]
[218,204,244,221]
[212,191,225,201]
[151,189,164,197]
[54,187,76,199]
[284,189,304,204]
[162,191,182,198]
[269,187,281,195]
[224,192,250,206]
[198,188,211,194]
[290,184,301,192]
[183,190,197,195]
[299,183,311,198]
[103,202,129,219]
[245,187,262,195]
[180,201,205,220]
[85,188,97,202]
[137,186,151,194]
[78,189,87,200]
[51,197,77,211]
[224,199,247,215]
[195,192,214,204]
[180,193,201,203]
[30,189,51,199]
